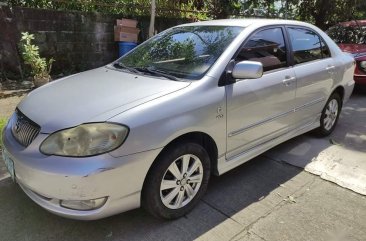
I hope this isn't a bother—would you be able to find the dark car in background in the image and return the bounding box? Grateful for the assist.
[327,20,366,85]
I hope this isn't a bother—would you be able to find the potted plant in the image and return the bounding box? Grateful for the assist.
[19,32,54,88]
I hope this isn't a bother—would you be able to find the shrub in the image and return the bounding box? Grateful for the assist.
[0,118,8,150]
[19,32,55,87]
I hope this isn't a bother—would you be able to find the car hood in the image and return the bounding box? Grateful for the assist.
[338,43,366,56]
[18,67,190,133]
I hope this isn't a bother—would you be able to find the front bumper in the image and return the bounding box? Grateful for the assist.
[342,78,355,105]
[2,121,162,220]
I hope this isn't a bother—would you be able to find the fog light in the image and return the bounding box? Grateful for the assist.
[60,197,108,211]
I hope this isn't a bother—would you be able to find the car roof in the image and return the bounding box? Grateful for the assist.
[179,18,313,28]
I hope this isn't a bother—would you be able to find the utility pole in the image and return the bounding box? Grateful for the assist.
[149,0,156,38]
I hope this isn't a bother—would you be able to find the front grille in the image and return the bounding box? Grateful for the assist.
[11,109,40,147]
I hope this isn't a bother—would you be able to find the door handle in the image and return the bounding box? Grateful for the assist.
[326,65,335,71]
[282,76,296,86]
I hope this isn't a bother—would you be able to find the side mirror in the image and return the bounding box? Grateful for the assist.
[232,61,263,80]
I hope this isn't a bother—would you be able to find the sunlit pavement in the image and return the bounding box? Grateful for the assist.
[266,88,366,195]
[0,89,365,241]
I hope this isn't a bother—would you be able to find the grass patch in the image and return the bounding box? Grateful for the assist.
[0,118,8,150]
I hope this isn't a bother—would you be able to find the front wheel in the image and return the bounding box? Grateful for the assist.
[315,93,342,136]
[142,142,210,219]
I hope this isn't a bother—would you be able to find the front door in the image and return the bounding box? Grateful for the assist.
[226,27,296,160]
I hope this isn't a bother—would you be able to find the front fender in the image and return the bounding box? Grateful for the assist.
[108,79,227,158]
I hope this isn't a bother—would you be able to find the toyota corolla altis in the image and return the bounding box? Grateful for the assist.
[2,19,355,220]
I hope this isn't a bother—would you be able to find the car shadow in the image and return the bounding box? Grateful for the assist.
[0,156,303,241]
[332,88,366,152]
[265,89,366,168]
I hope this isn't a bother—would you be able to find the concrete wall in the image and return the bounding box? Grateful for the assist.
[0,6,190,79]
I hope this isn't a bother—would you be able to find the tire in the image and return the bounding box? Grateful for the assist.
[315,92,342,136]
[142,142,211,219]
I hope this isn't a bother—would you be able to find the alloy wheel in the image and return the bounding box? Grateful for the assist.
[324,99,339,131]
[160,154,203,209]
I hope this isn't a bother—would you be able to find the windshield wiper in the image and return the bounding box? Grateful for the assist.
[113,63,179,80]
[135,67,179,81]
[113,62,141,74]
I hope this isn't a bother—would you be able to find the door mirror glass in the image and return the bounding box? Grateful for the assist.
[232,61,263,79]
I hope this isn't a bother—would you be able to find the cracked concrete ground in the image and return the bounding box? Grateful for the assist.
[0,89,365,241]
[266,89,366,195]
[0,156,365,241]
[0,94,26,119]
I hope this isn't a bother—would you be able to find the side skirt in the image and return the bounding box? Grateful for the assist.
[216,116,320,176]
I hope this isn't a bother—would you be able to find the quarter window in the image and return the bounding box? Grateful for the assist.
[320,38,331,58]
[288,27,328,64]
[236,28,288,72]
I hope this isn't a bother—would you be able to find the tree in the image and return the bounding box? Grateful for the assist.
[241,0,297,18]
[6,0,366,28]
[205,0,242,19]
[297,0,363,30]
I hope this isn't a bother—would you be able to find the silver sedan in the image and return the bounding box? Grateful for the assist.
[1,19,355,220]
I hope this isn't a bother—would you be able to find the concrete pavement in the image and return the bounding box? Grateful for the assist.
[266,89,366,195]
[0,94,25,119]
[0,156,365,241]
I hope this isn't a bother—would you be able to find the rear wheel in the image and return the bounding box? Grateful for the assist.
[142,142,210,219]
[315,93,341,136]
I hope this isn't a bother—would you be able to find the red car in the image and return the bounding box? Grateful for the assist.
[327,20,366,85]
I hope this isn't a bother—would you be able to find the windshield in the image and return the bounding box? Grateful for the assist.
[327,24,366,44]
[115,25,243,80]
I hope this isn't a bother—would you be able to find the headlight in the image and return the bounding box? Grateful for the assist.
[360,61,366,71]
[40,123,129,157]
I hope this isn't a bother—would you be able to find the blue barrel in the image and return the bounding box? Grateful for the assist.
[118,42,137,57]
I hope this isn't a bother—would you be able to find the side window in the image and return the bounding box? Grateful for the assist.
[236,28,287,72]
[288,27,324,64]
[320,38,331,58]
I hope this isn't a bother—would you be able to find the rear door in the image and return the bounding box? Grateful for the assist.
[226,26,297,160]
[286,27,335,127]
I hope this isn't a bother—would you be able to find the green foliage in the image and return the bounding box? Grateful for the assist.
[5,0,243,21]
[204,0,242,19]
[327,24,366,44]
[239,0,366,29]
[290,0,365,29]
[6,0,366,28]
[240,0,280,18]
[0,118,8,150]
[19,32,54,80]
[6,0,210,20]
